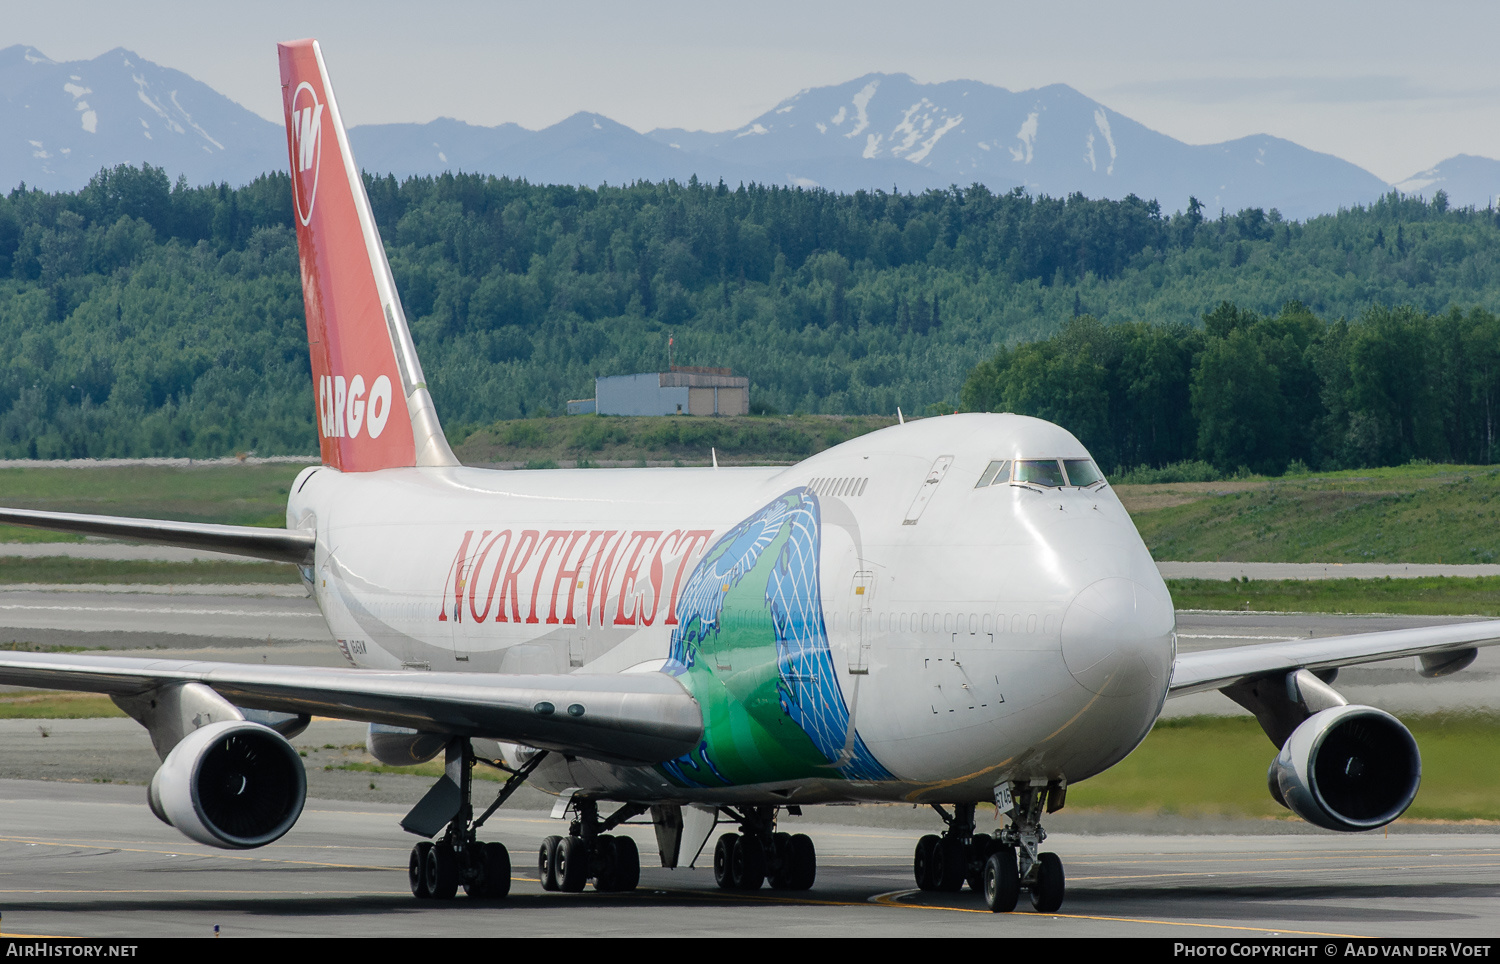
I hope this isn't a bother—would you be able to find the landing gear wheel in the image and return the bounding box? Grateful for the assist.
[424,841,460,900]
[466,841,511,898]
[767,832,795,889]
[539,835,562,891]
[592,835,620,892]
[730,834,766,890]
[713,833,740,890]
[966,832,996,892]
[982,848,1019,913]
[555,835,588,892]
[487,842,513,898]
[932,839,966,893]
[409,841,434,899]
[611,834,640,892]
[464,844,489,898]
[1029,852,1064,912]
[913,833,941,891]
[787,833,816,891]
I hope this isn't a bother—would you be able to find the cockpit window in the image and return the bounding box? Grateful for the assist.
[1014,459,1067,487]
[1063,459,1105,487]
[975,460,1011,488]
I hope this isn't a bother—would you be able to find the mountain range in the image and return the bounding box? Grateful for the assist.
[3,44,1495,221]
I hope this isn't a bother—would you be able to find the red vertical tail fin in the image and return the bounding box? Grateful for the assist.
[277,39,456,472]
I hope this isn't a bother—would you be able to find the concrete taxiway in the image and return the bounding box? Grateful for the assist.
[0,778,1494,939]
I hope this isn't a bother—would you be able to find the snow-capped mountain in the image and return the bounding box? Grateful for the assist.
[0,45,282,192]
[346,113,754,188]
[1393,155,1500,210]
[0,46,1491,221]
[648,74,1391,218]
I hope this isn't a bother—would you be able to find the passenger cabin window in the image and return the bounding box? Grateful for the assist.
[975,460,1011,487]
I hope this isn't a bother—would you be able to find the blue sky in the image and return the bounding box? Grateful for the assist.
[9,0,1500,183]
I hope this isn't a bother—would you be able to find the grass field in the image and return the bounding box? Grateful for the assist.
[0,557,299,584]
[0,462,306,543]
[0,689,124,719]
[1067,713,1500,822]
[1118,463,1500,564]
[1167,576,1500,616]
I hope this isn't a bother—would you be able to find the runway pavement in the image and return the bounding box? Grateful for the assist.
[0,778,1494,939]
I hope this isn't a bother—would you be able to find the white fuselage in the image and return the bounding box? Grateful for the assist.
[288,414,1176,805]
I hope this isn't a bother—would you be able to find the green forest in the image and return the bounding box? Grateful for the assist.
[962,301,1500,474]
[2,163,1500,460]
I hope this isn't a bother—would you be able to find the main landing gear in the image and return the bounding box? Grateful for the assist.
[711,805,817,892]
[538,797,648,893]
[913,783,1066,913]
[405,739,546,900]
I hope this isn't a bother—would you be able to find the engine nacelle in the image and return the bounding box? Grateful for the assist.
[366,723,448,765]
[1267,705,1420,832]
[148,720,307,849]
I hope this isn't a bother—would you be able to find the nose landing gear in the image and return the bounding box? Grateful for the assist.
[913,782,1067,913]
[990,781,1066,913]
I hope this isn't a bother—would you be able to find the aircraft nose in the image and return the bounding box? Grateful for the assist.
[1059,577,1175,699]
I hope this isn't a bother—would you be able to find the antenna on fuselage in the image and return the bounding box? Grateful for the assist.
[897,407,905,425]
[711,447,718,469]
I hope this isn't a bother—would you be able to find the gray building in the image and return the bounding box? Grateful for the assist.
[569,367,749,416]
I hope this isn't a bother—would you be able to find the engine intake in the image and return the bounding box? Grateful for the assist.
[148,720,307,849]
[1267,705,1420,832]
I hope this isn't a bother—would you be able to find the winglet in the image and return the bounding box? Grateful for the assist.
[277,39,457,472]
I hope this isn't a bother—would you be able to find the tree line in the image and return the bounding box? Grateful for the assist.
[2,163,1500,458]
[961,301,1500,474]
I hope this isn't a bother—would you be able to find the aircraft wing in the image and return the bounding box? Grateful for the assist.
[0,651,701,765]
[1168,620,1500,697]
[0,507,315,565]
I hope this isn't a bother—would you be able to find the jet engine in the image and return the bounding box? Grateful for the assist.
[367,723,448,766]
[148,720,307,849]
[1266,704,1420,832]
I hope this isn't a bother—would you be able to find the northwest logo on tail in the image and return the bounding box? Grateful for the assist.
[289,82,323,225]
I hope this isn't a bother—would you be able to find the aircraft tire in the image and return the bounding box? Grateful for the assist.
[467,842,510,899]
[788,833,816,891]
[966,832,996,892]
[612,835,640,891]
[933,839,966,893]
[556,835,588,892]
[713,833,739,890]
[409,841,434,899]
[767,832,794,889]
[425,841,460,900]
[982,848,1019,913]
[1029,852,1065,913]
[730,834,766,890]
[913,834,941,890]
[539,835,562,891]
[592,835,620,891]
